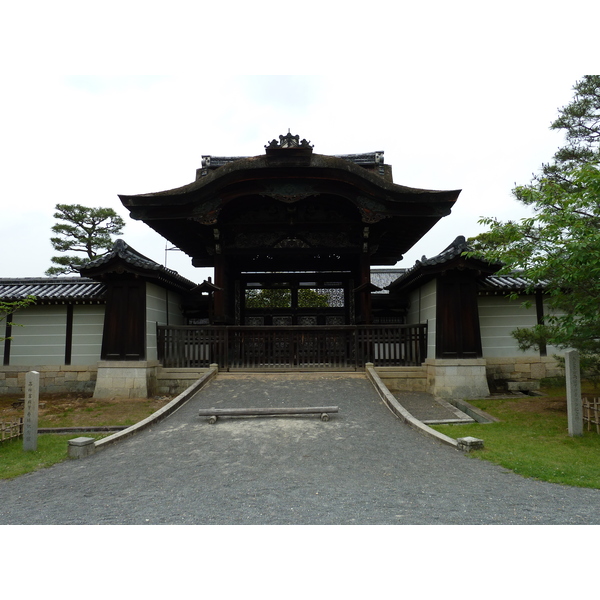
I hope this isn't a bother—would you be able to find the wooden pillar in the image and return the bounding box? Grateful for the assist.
[358,254,372,324]
[535,289,547,357]
[213,254,227,324]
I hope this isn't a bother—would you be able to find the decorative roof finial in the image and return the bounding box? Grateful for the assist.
[265,131,313,151]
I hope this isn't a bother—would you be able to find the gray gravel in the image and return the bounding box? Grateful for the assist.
[1,372,599,525]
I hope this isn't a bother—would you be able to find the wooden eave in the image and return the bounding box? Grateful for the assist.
[119,152,461,267]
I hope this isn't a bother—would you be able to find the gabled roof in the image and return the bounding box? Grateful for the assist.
[78,239,198,293]
[384,235,548,295]
[0,277,106,304]
[386,236,502,293]
[119,134,461,267]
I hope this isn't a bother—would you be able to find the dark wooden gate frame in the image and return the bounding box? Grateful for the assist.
[157,324,427,370]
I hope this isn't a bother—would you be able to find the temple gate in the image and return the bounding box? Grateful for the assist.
[118,133,460,369]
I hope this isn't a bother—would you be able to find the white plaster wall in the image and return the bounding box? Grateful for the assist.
[8,305,67,365]
[543,298,567,357]
[71,305,105,365]
[146,283,185,361]
[406,279,436,359]
[479,295,539,358]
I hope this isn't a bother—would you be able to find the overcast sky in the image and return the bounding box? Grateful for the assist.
[1,3,597,288]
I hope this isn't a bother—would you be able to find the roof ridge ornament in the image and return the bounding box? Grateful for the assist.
[265,130,313,151]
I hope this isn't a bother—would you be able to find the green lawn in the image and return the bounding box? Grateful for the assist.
[432,390,600,488]
[0,434,105,480]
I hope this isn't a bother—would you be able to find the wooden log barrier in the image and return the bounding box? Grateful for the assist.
[198,406,339,423]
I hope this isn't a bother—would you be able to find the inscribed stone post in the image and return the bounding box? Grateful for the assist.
[23,371,40,451]
[565,350,583,437]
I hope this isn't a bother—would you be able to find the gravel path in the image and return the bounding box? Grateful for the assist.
[1,372,598,525]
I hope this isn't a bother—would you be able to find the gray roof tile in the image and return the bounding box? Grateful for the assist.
[0,278,106,303]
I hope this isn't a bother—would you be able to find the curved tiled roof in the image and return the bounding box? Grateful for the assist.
[370,268,407,293]
[200,151,386,174]
[381,235,548,294]
[82,238,163,271]
[385,236,487,291]
[479,274,547,294]
[0,277,106,303]
[79,239,198,291]
[120,137,461,268]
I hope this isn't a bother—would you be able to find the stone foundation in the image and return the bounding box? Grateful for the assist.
[0,365,97,396]
[371,366,428,393]
[485,356,563,392]
[425,358,490,400]
[155,367,211,396]
[93,361,160,399]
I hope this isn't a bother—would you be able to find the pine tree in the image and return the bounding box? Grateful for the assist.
[46,204,126,275]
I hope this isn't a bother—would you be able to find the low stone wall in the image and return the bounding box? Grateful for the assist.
[94,363,215,399]
[373,366,428,393]
[155,367,210,396]
[485,356,563,392]
[0,365,97,396]
[0,363,217,399]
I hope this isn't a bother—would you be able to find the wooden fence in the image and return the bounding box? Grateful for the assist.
[583,397,600,434]
[0,418,23,443]
[157,324,427,370]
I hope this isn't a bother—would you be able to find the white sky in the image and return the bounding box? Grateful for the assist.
[1,3,597,285]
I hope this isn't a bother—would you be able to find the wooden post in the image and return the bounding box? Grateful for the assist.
[23,370,40,451]
[213,254,226,323]
[565,350,583,437]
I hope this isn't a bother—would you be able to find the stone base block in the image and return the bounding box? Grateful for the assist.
[457,436,484,452]
[93,361,159,398]
[68,437,96,459]
[507,381,541,393]
[425,359,490,399]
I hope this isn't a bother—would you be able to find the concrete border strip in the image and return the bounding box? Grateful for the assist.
[365,363,461,451]
[93,365,219,453]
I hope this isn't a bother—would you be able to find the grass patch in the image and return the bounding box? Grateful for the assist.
[432,383,600,488]
[0,434,106,480]
[0,393,172,480]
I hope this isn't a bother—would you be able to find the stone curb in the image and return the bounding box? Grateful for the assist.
[92,365,219,453]
[365,364,476,452]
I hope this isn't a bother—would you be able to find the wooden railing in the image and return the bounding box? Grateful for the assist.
[1,418,23,443]
[157,324,427,370]
[583,397,600,434]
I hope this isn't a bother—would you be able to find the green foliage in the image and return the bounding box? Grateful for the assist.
[245,288,291,308]
[545,75,600,182]
[46,203,125,275]
[469,76,600,368]
[511,324,552,353]
[298,289,329,308]
[245,288,329,309]
[0,295,36,341]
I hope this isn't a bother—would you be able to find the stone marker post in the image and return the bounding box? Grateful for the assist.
[565,350,583,437]
[23,370,40,451]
